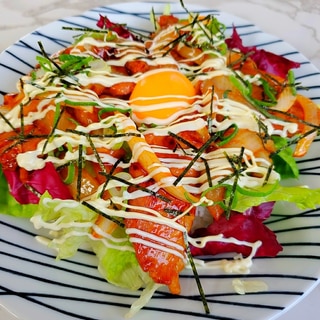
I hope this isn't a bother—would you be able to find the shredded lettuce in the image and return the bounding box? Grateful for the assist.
[125,282,163,319]
[32,192,98,258]
[0,169,154,293]
[31,192,154,293]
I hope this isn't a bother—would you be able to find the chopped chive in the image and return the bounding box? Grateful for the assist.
[179,0,218,48]
[229,74,277,118]
[237,181,278,197]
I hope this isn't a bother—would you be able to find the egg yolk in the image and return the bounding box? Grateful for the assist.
[129,69,196,124]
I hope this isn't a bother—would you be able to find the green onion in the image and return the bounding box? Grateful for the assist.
[64,99,131,113]
[63,162,76,184]
[216,123,239,146]
[229,74,277,118]
[287,70,297,96]
[236,181,278,197]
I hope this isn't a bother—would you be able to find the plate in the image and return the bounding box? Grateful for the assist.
[1,2,320,320]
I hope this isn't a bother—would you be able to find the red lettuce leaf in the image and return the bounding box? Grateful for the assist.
[3,162,72,204]
[97,15,136,39]
[190,205,282,258]
[225,26,300,78]
[243,201,275,220]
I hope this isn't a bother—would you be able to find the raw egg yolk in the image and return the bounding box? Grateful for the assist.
[129,69,196,124]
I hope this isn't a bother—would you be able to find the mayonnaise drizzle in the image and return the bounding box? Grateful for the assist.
[126,227,186,260]
[0,13,297,281]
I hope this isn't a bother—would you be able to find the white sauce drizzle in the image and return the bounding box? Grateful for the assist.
[232,279,269,294]
[126,227,186,260]
[0,15,295,280]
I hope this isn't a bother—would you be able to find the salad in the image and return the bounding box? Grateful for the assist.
[0,2,320,318]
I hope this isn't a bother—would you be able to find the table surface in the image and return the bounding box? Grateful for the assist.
[0,1,319,319]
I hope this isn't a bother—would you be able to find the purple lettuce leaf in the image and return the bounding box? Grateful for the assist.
[226,26,300,78]
[190,202,282,258]
[3,162,72,204]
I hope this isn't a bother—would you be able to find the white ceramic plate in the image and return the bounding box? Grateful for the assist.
[0,2,320,320]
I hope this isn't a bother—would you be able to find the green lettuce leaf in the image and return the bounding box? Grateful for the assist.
[271,136,299,179]
[232,183,320,212]
[91,231,152,291]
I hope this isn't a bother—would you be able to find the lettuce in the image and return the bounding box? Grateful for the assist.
[32,192,98,258]
[31,193,153,293]
[3,162,72,205]
[190,207,282,257]
[271,136,300,179]
[91,232,152,291]
[0,167,37,218]
[232,183,320,213]
[225,26,300,78]
[125,282,163,318]
[191,183,320,258]
[1,167,154,294]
